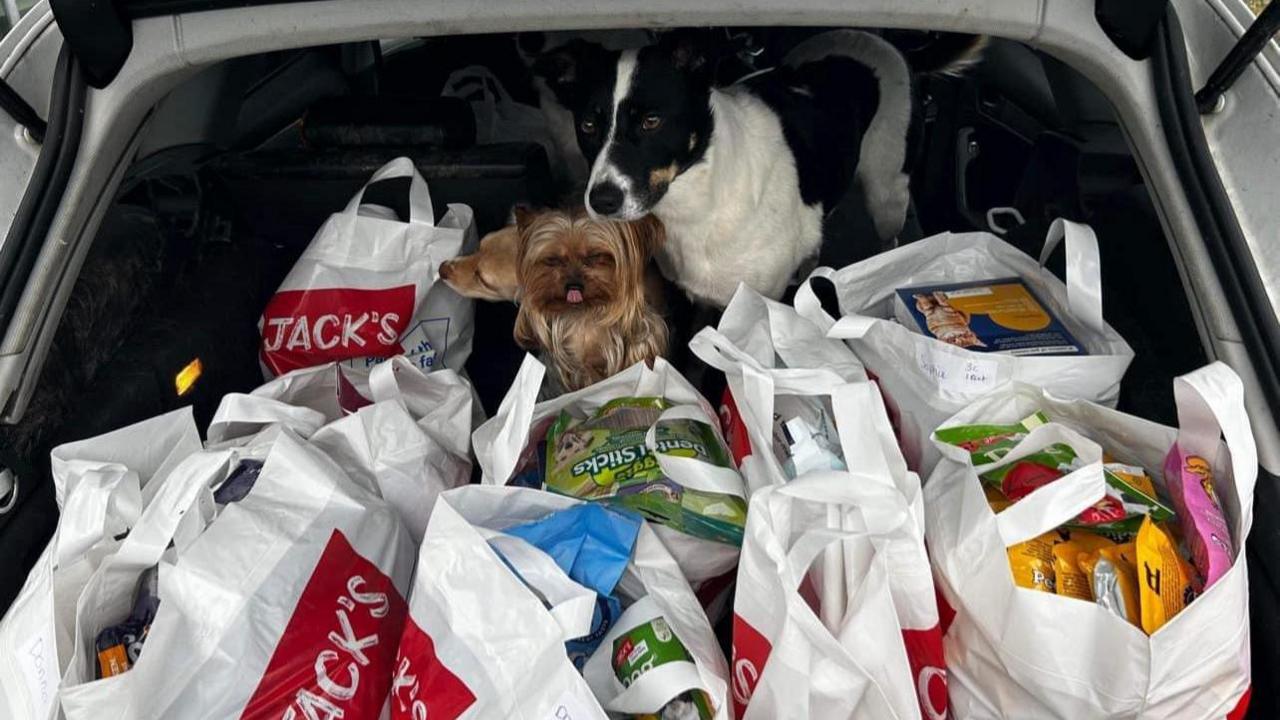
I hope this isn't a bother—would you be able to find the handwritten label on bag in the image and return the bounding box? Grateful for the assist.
[390,617,476,720]
[241,529,407,720]
[544,686,600,720]
[16,625,58,719]
[915,345,998,396]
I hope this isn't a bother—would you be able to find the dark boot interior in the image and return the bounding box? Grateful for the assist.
[0,28,1209,630]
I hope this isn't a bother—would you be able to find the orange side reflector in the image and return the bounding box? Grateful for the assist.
[175,358,203,397]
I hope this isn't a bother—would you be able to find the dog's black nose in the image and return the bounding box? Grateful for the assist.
[588,183,624,216]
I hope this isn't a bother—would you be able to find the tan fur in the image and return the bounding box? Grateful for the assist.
[439,225,521,302]
[649,162,679,191]
[513,207,668,391]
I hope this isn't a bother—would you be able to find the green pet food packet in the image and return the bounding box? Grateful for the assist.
[937,410,1174,538]
[933,411,1050,465]
[612,616,714,720]
[544,397,746,546]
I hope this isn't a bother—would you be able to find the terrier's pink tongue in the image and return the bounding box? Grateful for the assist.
[566,288,584,304]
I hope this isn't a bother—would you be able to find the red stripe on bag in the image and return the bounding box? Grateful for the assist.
[240,530,408,720]
[730,615,772,720]
[390,618,476,720]
[719,389,753,466]
[1226,685,1251,720]
[261,286,415,375]
[935,583,957,635]
[902,626,949,720]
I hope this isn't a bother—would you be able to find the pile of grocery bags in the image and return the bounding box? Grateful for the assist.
[0,159,1256,719]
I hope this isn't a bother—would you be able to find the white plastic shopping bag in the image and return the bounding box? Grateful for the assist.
[691,285,867,496]
[795,219,1134,476]
[390,485,730,719]
[58,429,416,720]
[0,409,200,720]
[208,356,474,540]
[472,354,748,584]
[732,473,925,720]
[260,156,478,377]
[714,283,867,380]
[725,380,947,720]
[442,66,565,180]
[696,284,867,491]
[925,362,1254,719]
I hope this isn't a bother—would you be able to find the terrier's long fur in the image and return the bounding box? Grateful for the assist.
[514,207,667,391]
[442,208,668,391]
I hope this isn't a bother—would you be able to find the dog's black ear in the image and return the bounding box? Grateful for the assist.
[531,39,605,108]
[516,32,547,58]
[657,29,718,78]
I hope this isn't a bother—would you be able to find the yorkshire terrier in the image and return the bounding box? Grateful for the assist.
[441,207,668,391]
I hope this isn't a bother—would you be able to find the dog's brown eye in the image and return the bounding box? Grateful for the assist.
[541,256,565,268]
[586,253,613,266]
[641,114,663,131]
[579,118,598,134]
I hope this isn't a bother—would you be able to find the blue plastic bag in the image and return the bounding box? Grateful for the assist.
[506,503,641,594]
[503,503,642,669]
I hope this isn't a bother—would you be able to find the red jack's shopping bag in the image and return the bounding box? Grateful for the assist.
[260,156,476,377]
[57,430,416,720]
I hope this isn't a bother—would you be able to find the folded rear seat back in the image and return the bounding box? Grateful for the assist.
[209,143,554,242]
[302,96,477,149]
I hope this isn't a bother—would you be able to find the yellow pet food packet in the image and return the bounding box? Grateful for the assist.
[1053,531,1114,600]
[1009,531,1058,593]
[1137,517,1195,634]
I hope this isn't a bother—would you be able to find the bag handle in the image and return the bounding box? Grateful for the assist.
[584,596,711,716]
[111,450,236,570]
[643,405,747,497]
[367,356,408,404]
[773,471,912,538]
[829,382,909,488]
[689,327,850,395]
[341,156,435,227]
[781,526,873,593]
[55,464,142,567]
[793,266,841,333]
[206,393,328,444]
[368,358,473,458]
[1038,218,1104,335]
[474,354,547,484]
[480,529,598,642]
[965,423,1107,548]
[52,408,203,566]
[606,660,707,715]
[767,471,910,633]
[1172,362,1257,537]
[692,328,899,489]
[690,328,854,477]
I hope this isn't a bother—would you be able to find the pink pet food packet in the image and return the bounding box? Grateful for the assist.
[1162,445,1233,590]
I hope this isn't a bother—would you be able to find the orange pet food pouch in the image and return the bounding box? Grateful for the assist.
[1009,531,1059,593]
[1137,517,1195,634]
[1052,531,1114,601]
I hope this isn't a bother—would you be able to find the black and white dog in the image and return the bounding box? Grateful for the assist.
[535,30,983,307]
